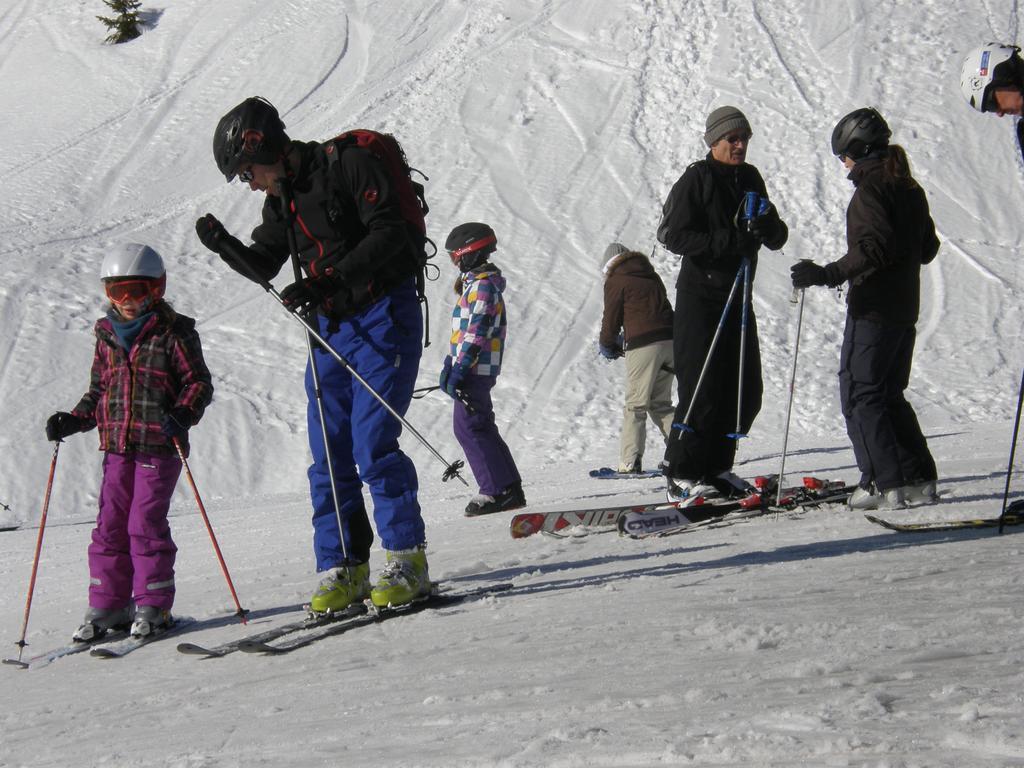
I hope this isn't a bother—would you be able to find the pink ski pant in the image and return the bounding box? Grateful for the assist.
[88,451,181,611]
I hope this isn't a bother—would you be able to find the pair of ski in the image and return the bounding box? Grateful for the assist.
[588,467,664,480]
[510,477,850,539]
[865,513,1024,532]
[864,495,1024,532]
[5,616,197,669]
[177,583,511,658]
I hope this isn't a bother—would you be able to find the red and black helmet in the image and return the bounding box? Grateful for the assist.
[213,96,289,181]
[445,222,497,271]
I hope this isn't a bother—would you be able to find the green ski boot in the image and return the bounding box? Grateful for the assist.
[370,547,431,609]
[309,562,371,615]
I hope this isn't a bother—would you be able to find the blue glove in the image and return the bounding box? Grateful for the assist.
[599,344,623,360]
[161,407,192,439]
[440,354,473,398]
[439,356,453,391]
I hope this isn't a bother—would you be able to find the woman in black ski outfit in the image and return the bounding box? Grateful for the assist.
[791,107,939,510]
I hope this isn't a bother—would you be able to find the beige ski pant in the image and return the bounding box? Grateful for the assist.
[619,339,675,471]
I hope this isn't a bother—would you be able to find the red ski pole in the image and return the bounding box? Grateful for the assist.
[173,438,248,623]
[4,442,61,668]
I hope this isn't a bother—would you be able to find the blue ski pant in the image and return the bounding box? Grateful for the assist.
[306,283,424,569]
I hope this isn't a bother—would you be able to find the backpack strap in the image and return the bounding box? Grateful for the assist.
[322,131,438,348]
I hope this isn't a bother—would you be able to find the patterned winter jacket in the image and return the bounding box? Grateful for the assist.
[71,302,214,457]
[449,265,507,377]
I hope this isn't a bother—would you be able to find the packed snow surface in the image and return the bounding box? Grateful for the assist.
[1,1,1023,766]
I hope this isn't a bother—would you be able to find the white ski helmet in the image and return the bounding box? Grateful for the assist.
[100,243,166,302]
[960,43,1023,112]
[101,243,165,280]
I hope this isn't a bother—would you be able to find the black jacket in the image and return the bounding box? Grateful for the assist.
[240,140,421,318]
[830,157,939,325]
[657,156,788,297]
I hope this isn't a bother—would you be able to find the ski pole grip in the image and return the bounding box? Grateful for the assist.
[742,191,758,222]
[790,258,812,304]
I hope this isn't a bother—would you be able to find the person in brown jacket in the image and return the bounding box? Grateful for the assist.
[599,242,675,473]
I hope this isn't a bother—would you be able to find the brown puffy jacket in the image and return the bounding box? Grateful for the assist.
[600,251,674,351]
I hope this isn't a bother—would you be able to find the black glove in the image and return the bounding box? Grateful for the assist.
[161,407,192,440]
[45,412,83,442]
[196,213,263,280]
[791,261,829,288]
[195,213,228,253]
[749,207,781,244]
[734,229,760,257]
[280,275,339,317]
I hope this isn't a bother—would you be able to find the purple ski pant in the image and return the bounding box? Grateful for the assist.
[453,375,521,496]
[88,451,181,611]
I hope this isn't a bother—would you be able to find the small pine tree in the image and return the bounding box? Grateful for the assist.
[97,0,142,44]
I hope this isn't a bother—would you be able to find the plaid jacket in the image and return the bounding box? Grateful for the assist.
[449,266,507,377]
[71,302,213,457]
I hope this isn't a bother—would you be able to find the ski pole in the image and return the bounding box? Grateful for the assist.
[728,258,752,439]
[675,263,744,432]
[998,366,1024,533]
[172,438,248,623]
[412,385,440,399]
[420,383,478,416]
[4,442,60,668]
[412,384,477,414]
[776,286,806,506]
[279,178,352,562]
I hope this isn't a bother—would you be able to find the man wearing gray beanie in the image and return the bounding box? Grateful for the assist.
[655,105,788,502]
[704,106,753,148]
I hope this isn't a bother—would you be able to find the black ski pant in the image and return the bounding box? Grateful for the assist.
[663,283,762,481]
[839,316,937,492]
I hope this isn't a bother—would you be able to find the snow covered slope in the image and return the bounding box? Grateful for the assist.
[1,1,1023,766]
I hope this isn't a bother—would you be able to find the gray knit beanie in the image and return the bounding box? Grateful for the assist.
[601,242,629,275]
[704,106,751,147]
[603,242,628,262]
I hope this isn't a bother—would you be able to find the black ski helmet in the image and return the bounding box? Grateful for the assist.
[830,107,891,160]
[445,222,497,271]
[213,97,289,181]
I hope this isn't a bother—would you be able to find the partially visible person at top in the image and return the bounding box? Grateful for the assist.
[598,242,675,474]
[440,222,525,517]
[961,44,1024,159]
[656,105,788,502]
[791,107,939,511]
[960,43,1024,120]
[45,243,213,642]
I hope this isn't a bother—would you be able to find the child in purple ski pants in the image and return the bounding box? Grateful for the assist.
[45,243,213,638]
[440,223,524,517]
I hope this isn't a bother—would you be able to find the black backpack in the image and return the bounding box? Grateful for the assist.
[323,129,438,345]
